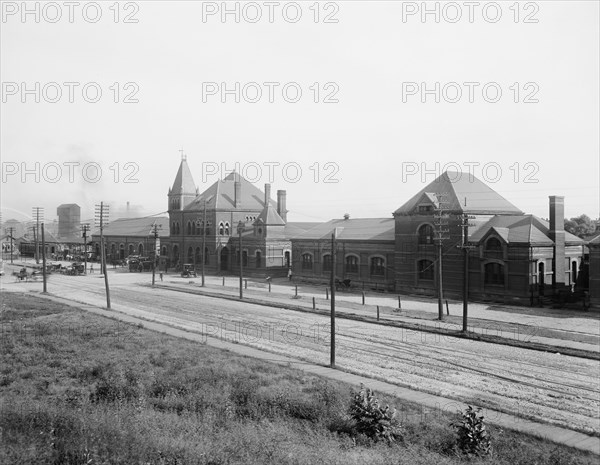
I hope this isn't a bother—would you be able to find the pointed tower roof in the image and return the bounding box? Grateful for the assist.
[170,156,196,194]
[394,171,523,216]
[255,204,286,226]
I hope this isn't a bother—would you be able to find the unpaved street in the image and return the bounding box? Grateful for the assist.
[2,269,599,435]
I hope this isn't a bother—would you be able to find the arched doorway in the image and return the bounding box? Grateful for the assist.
[119,244,125,260]
[538,262,545,295]
[572,261,578,287]
[220,247,229,271]
[284,250,291,268]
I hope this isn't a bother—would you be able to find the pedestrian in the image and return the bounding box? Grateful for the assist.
[90,264,94,274]
[160,272,163,282]
[288,268,293,281]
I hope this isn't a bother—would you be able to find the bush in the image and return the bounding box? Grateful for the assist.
[451,405,492,457]
[349,384,402,444]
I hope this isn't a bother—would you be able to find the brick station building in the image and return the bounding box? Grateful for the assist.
[292,171,585,305]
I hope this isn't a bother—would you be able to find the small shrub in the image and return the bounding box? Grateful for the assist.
[451,405,492,457]
[349,384,402,444]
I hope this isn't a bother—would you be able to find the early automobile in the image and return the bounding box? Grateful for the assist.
[181,264,197,278]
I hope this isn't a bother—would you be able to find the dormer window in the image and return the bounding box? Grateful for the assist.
[486,237,502,251]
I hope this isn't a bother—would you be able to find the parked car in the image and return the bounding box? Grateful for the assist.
[181,264,197,278]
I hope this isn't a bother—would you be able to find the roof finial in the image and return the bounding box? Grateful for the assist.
[179,148,186,161]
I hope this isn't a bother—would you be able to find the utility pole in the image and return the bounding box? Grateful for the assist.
[201,200,207,287]
[458,209,476,331]
[237,221,244,299]
[151,222,161,286]
[330,228,337,369]
[434,195,449,320]
[32,207,44,264]
[6,227,15,264]
[41,223,47,293]
[81,224,90,275]
[95,202,111,309]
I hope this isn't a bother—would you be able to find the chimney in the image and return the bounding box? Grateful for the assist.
[277,190,287,222]
[264,183,271,207]
[549,196,566,289]
[234,179,241,208]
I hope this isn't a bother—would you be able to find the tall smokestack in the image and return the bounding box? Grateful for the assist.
[549,196,566,289]
[264,183,271,207]
[277,190,287,222]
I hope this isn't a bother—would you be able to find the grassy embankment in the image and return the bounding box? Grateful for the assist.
[0,292,596,465]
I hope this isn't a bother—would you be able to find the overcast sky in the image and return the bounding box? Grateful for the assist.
[1,0,598,226]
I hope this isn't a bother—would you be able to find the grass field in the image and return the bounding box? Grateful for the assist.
[0,291,596,465]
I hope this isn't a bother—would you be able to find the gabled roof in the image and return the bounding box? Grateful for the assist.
[185,172,276,211]
[588,234,600,245]
[283,222,320,238]
[470,215,584,246]
[295,218,394,241]
[96,216,170,238]
[170,158,196,194]
[255,204,285,226]
[394,171,523,216]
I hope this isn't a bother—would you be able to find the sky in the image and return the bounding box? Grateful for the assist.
[1,0,599,227]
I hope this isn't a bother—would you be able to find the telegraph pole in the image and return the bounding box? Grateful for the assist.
[95,202,111,309]
[237,221,244,299]
[434,195,449,320]
[32,207,44,264]
[151,222,161,286]
[6,227,15,264]
[459,210,476,331]
[81,224,90,275]
[330,228,337,369]
[41,223,47,293]
[201,200,207,287]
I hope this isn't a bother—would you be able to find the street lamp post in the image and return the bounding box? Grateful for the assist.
[237,220,244,299]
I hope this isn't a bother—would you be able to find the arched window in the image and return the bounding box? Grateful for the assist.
[486,237,502,251]
[187,222,192,235]
[175,222,180,235]
[128,244,134,256]
[219,222,224,236]
[254,250,259,268]
[322,254,332,272]
[370,257,385,276]
[485,262,504,285]
[187,247,194,263]
[138,243,144,256]
[225,222,230,235]
[302,253,313,270]
[345,255,359,273]
[161,246,167,256]
[195,247,201,264]
[204,247,210,265]
[284,250,291,268]
[418,224,434,245]
[192,222,196,235]
[119,244,125,260]
[418,259,434,280]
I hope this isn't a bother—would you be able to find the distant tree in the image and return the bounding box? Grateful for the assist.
[564,214,596,238]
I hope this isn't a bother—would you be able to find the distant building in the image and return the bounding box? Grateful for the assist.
[57,204,81,240]
[90,216,169,261]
